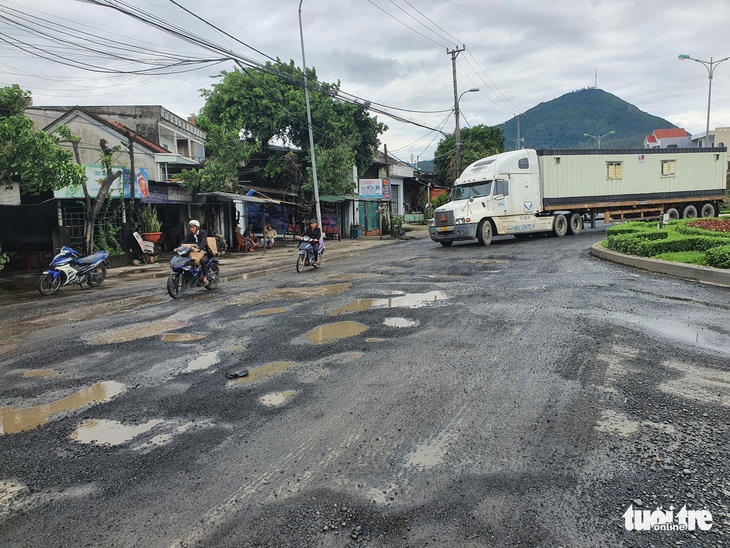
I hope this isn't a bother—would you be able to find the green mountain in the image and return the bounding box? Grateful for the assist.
[499,88,677,150]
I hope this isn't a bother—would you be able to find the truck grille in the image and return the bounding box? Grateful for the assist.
[434,210,454,226]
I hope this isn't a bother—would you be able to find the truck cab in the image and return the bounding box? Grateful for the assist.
[428,150,550,246]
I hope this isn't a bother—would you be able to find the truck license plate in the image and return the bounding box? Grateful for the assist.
[438,226,450,232]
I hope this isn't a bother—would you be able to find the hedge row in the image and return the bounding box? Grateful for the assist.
[705,245,730,269]
[605,220,730,268]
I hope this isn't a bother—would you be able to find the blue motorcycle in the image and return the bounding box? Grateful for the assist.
[38,246,109,296]
[166,245,219,298]
[295,235,324,272]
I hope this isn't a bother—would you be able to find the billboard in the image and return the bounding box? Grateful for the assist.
[54,165,150,199]
[359,178,383,199]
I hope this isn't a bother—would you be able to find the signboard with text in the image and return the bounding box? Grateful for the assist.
[359,178,383,199]
[54,165,126,199]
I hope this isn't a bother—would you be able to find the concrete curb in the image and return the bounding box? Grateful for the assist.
[590,241,730,287]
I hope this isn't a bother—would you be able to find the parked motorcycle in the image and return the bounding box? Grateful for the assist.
[295,235,324,272]
[166,245,219,298]
[38,246,109,296]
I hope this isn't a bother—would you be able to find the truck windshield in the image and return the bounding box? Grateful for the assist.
[452,180,493,200]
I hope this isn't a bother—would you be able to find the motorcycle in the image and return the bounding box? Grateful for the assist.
[38,246,109,296]
[295,235,324,272]
[166,245,220,298]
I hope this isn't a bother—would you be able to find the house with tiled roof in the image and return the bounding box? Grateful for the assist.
[643,128,692,148]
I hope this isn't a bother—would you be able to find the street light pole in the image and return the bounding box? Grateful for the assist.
[678,54,730,146]
[583,130,615,149]
[454,87,479,177]
[298,0,322,229]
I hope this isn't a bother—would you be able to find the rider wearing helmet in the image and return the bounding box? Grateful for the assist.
[302,218,322,266]
[179,220,211,285]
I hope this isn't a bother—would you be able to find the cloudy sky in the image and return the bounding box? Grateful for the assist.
[2,0,730,163]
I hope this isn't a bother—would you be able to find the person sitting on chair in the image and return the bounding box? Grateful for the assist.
[242,226,260,251]
[263,224,277,249]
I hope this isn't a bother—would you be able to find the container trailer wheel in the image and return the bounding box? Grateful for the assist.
[477,219,493,246]
[700,203,716,218]
[682,205,697,219]
[552,214,568,237]
[665,208,680,220]
[568,213,583,235]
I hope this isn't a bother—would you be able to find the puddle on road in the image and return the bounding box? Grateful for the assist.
[7,369,59,379]
[229,361,298,386]
[260,390,298,407]
[366,338,385,343]
[89,320,187,345]
[383,317,418,328]
[231,283,351,306]
[246,307,288,317]
[70,418,164,446]
[162,333,205,342]
[330,291,451,316]
[0,381,127,435]
[304,322,369,345]
[184,351,220,373]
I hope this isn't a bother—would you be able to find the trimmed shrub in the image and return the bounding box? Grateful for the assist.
[706,245,730,269]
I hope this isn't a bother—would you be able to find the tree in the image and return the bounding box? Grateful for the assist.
[434,124,506,185]
[197,60,385,196]
[0,85,85,196]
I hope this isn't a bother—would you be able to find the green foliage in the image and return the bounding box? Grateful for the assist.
[0,85,86,195]
[137,203,162,232]
[498,88,678,150]
[604,219,730,269]
[304,142,356,196]
[706,245,730,269]
[431,192,451,209]
[654,251,708,265]
[434,125,505,185]
[393,214,404,237]
[176,125,259,194]
[199,61,385,189]
[94,199,124,255]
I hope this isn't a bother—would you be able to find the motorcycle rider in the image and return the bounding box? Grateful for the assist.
[302,218,322,266]
[177,220,211,285]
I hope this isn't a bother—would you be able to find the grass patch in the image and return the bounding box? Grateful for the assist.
[653,251,708,265]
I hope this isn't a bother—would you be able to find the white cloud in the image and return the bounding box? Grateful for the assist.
[2,0,729,162]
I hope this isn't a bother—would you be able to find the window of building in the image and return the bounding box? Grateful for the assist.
[607,161,622,180]
[661,160,676,177]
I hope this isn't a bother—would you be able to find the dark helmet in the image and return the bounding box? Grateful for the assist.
[309,218,317,225]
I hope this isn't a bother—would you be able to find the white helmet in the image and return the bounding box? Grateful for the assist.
[188,220,200,227]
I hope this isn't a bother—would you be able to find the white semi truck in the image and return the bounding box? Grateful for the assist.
[429,148,727,246]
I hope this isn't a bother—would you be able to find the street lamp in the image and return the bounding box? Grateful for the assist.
[583,130,615,149]
[298,0,322,228]
[678,53,730,147]
[454,87,479,177]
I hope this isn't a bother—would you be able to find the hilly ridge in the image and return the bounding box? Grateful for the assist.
[498,88,677,150]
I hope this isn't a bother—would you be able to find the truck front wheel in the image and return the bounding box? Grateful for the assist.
[477,219,493,246]
[553,214,568,237]
[440,241,453,247]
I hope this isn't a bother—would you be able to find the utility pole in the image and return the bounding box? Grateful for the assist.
[448,46,466,178]
[516,114,521,150]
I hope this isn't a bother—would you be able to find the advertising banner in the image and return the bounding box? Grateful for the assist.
[54,165,125,199]
[359,178,383,199]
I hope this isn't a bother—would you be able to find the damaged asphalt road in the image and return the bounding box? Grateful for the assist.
[0,227,728,547]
